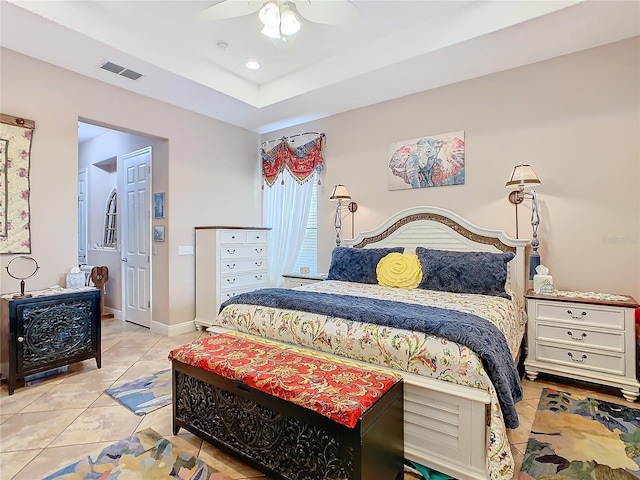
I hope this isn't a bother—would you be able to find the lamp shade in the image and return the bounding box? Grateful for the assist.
[279,6,300,35]
[259,1,280,27]
[505,164,540,188]
[329,184,351,201]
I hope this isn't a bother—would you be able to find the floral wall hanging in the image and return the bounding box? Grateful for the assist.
[1,114,34,254]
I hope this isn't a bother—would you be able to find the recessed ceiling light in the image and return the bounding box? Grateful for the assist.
[245,60,260,70]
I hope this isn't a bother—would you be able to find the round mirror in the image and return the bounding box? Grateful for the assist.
[6,256,39,298]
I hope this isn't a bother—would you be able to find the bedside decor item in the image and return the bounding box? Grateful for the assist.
[521,388,640,479]
[506,164,541,278]
[65,267,86,289]
[153,224,165,241]
[5,255,39,298]
[532,264,553,294]
[329,184,358,245]
[1,114,34,254]
[388,131,465,190]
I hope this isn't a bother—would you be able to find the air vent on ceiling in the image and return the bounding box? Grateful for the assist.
[99,61,143,81]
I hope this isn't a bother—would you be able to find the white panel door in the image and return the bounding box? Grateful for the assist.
[122,147,151,328]
[77,168,88,265]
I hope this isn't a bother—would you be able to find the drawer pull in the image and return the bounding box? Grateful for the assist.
[255,248,263,254]
[227,278,236,284]
[567,309,587,320]
[226,249,236,255]
[255,261,263,267]
[567,352,587,363]
[226,264,235,269]
[231,235,236,239]
[566,331,587,341]
[17,336,24,343]
[255,274,263,280]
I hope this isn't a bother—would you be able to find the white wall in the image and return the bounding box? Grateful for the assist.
[262,38,640,300]
[0,47,262,329]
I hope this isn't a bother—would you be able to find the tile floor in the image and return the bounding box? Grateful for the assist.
[0,317,634,479]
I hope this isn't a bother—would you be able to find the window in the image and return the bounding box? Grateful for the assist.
[293,177,318,273]
[103,189,117,248]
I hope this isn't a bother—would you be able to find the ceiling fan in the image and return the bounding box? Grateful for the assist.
[199,0,361,40]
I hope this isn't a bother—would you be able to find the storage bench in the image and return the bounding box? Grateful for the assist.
[169,333,404,480]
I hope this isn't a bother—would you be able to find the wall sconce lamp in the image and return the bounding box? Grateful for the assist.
[506,164,541,279]
[329,184,358,246]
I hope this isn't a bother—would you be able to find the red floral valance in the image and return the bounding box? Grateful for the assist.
[261,133,324,187]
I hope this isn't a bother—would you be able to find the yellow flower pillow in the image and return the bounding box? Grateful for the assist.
[376,252,423,289]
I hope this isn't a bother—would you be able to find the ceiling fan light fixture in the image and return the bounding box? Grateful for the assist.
[259,1,280,27]
[279,6,300,36]
[261,24,281,39]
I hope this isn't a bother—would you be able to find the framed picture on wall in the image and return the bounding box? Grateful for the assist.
[387,130,465,191]
[153,225,165,242]
[154,192,165,218]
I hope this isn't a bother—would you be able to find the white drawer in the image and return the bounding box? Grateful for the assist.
[246,231,268,244]
[284,278,318,288]
[220,245,268,259]
[221,258,268,274]
[221,271,268,289]
[536,342,625,375]
[220,286,263,303]
[220,230,246,244]
[535,302,625,329]
[536,323,624,353]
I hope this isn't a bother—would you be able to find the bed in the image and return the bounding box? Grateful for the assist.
[208,206,529,480]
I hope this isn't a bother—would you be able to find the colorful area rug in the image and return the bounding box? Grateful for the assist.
[105,369,171,415]
[520,388,640,479]
[43,428,232,480]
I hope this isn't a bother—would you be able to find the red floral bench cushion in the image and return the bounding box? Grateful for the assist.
[168,333,400,428]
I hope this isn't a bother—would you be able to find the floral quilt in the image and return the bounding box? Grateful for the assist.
[214,280,527,480]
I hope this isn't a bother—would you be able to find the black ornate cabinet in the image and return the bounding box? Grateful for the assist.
[0,288,101,395]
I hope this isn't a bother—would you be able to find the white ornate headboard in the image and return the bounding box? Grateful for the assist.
[344,206,529,300]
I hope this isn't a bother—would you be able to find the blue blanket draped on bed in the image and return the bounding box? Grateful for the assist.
[220,288,522,428]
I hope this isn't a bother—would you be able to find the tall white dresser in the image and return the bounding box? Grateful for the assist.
[194,226,270,330]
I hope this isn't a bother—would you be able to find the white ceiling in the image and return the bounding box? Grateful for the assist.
[2,1,639,134]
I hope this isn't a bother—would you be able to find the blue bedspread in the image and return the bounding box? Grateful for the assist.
[221,288,522,428]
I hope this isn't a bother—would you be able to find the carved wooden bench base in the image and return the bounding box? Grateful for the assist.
[172,360,404,480]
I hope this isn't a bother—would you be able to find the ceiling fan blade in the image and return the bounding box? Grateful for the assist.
[198,0,264,20]
[293,0,361,25]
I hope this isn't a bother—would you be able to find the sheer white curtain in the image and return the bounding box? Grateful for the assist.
[263,170,315,287]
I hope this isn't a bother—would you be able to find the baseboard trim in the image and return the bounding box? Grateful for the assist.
[104,307,122,320]
[151,320,197,337]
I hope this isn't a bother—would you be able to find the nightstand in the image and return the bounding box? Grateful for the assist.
[524,289,640,402]
[282,273,326,288]
[0,288,101,395]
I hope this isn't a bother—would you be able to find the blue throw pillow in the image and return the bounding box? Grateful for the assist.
[415,247,515,298]
[327,246,404,284]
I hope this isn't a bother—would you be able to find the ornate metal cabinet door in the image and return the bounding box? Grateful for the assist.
[1,289,101,394]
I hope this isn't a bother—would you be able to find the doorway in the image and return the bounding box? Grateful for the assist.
[78,122,153,328]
